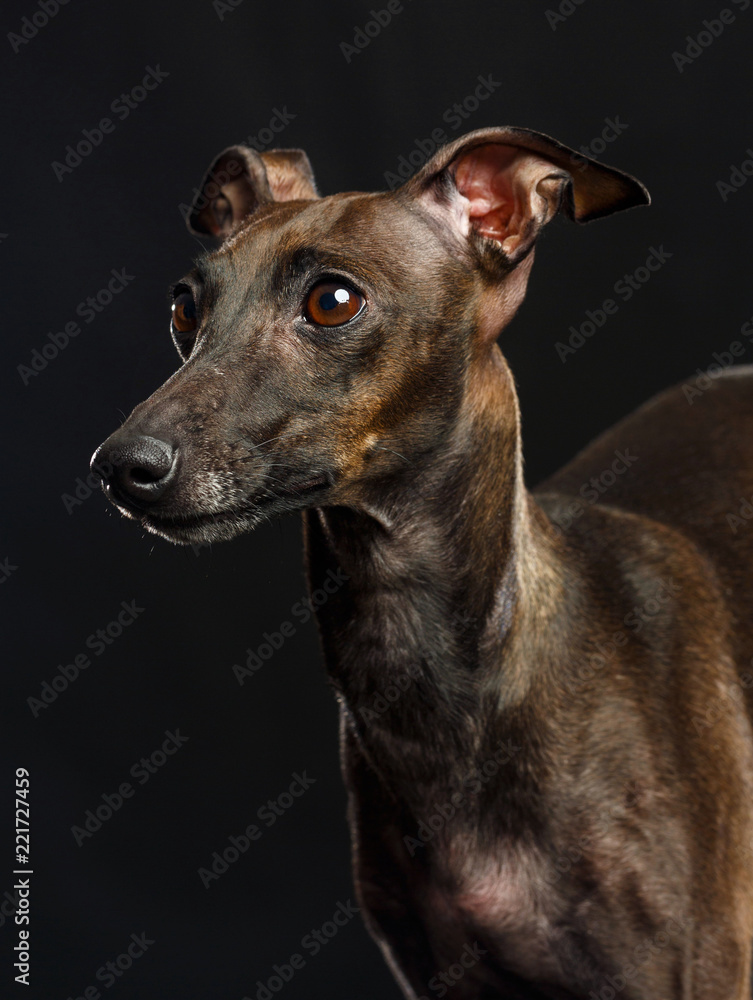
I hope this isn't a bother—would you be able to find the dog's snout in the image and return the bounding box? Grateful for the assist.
[92,434,178,505]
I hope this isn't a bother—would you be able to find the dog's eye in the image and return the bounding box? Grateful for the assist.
[305,282,364,327]
[172,291,197,334]
[171,290,198,360]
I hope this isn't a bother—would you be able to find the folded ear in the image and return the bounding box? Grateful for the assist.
[399,126,649,270]
[187,146,318,238]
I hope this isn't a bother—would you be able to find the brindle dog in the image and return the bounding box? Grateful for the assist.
[92,127,753,999]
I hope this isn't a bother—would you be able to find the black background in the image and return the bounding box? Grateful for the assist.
[2,1,752,998]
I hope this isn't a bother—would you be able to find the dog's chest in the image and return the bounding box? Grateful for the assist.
[418,836,568,987]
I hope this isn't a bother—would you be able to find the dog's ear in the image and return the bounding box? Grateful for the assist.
[186,146,319,237]
[399,127,649,270]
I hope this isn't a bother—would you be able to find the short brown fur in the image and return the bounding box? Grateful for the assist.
[93,128,753,999]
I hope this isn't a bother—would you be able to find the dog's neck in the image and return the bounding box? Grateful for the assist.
[306,347,572,799]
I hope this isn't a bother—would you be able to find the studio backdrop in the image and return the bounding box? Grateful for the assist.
[1,1,752,998]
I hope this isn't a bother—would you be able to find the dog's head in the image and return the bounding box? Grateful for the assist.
[92,127,648,544]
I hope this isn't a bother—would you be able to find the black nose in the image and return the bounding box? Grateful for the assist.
[91,435,178,505]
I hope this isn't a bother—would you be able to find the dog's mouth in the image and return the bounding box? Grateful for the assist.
[110,473,332,545]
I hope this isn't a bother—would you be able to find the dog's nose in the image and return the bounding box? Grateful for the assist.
[92,435,178,505]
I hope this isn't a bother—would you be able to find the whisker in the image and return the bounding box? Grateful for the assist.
[373,445,413,465]
[263,474,290,488]
[248,430,298,451]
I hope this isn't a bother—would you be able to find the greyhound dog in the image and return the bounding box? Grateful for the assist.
[92,126,753,999]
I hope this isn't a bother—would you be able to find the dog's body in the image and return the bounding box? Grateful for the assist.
[310,369,753,1000]
[93,127,753,998]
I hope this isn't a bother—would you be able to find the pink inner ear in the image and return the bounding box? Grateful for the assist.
[454,146,521,242]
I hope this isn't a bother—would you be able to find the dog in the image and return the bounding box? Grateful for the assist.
[92,126,753,999]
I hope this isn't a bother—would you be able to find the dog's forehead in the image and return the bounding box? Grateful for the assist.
[210,189,437,282]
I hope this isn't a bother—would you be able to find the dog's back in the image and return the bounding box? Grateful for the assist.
[537,364,753,693]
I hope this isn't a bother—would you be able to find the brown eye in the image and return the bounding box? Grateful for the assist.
[170,290,198,361]
[171,291,197,334]
[305,281,364,327]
